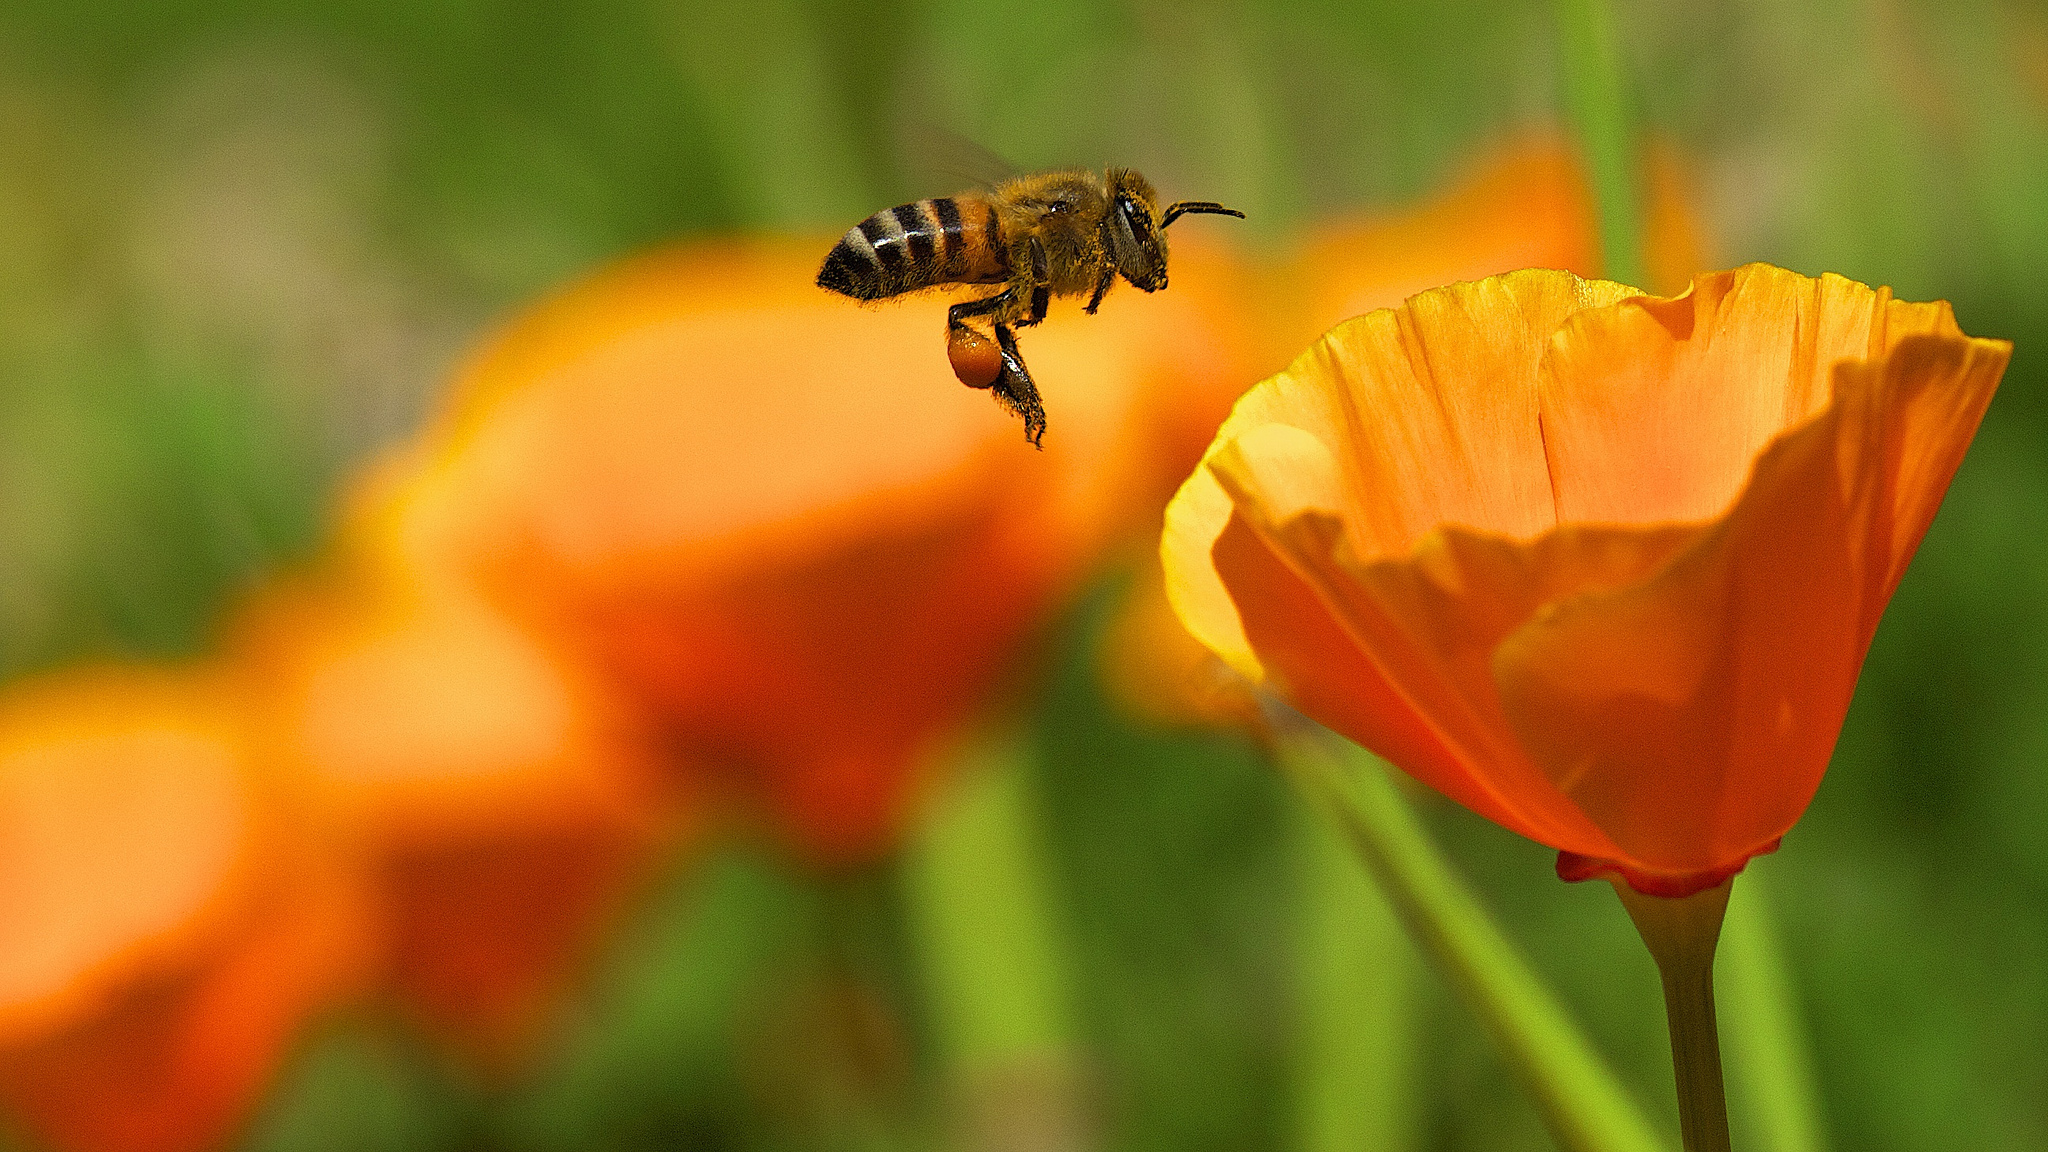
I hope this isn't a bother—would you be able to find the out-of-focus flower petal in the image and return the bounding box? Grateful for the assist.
[230,543,680,1065]
[355,237,1237,861]
[1094,550,1264,731]
[1277,138,1702,366]
[0,668,370,1152]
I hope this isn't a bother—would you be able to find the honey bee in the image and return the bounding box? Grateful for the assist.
[817,168,1243,447]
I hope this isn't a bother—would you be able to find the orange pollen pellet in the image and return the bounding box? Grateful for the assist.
[947,327,1002,389]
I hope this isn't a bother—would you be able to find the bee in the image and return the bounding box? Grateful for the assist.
[817,168,1243,447]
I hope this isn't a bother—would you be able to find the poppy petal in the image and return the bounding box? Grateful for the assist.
[1164,270,1638,682]
[1535,265,1971,526]
[1492,330,2006,877]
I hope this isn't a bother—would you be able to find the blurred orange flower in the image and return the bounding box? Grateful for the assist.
[1103,138,1703,728]
[1277,137,1703,363]
[228,517,681,1065]
[354,236,1249,861]
[1164,264,2009,894]
[0,667,370,1152]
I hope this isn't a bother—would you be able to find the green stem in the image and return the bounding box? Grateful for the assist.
[1611,880,1734,1152]
[1719,869,1829,1152]
[1554,0,1646,288]
[1291,793,1418,1152]
[1277,728,1669,1152]
[901,727,1088,1150]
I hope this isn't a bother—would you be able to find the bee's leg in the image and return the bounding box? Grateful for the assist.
[1083,264,1115,314]
[947,289,1012,329]
[1083,215,1117,314]
[1016,237,1052,328]
[946,288,1045,445]
[989,322,1046,448]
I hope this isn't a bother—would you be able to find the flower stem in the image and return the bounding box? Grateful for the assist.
[1291,793,1418,1152]
[1611,879,1734,1152]
[1719,871,1830,1152]
[902,726,1089,1150]
[1277,726,1667,1152]
[1553,0,1646,289]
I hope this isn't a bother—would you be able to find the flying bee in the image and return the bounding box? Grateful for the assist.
[817,168,1243,447]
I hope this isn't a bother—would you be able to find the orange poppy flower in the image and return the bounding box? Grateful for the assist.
[356,236,1248,861]
[1163,264,2010,894]
[1103,138,1702,728]
[0,666,371,1152]
[227,514,681,1066]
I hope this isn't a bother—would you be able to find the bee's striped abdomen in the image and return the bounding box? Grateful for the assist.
[817,195,1007,301]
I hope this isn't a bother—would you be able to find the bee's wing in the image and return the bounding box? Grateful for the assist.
[898,124,1020,193]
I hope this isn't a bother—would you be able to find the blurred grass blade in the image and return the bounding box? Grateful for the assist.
[1554,0,1645,289]
[1292,793,1419,1152]
[1277,728,1671,1152]
[495,851,813,1150]
[1719,867,1830,1152]
[903,727,1090,1149]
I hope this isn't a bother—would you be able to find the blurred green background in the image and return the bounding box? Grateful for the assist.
[2,1,2045,1149]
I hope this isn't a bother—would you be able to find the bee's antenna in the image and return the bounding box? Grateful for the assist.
[1161,201,1246,227]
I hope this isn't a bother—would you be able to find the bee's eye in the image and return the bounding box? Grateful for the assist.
[1111,195,1167,291]
[1116,198,1159,254]
[1117,197,1147,232]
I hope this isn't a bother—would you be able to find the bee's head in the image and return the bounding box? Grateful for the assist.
[1102,168,1244,293]
[1104,168,1170,292]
